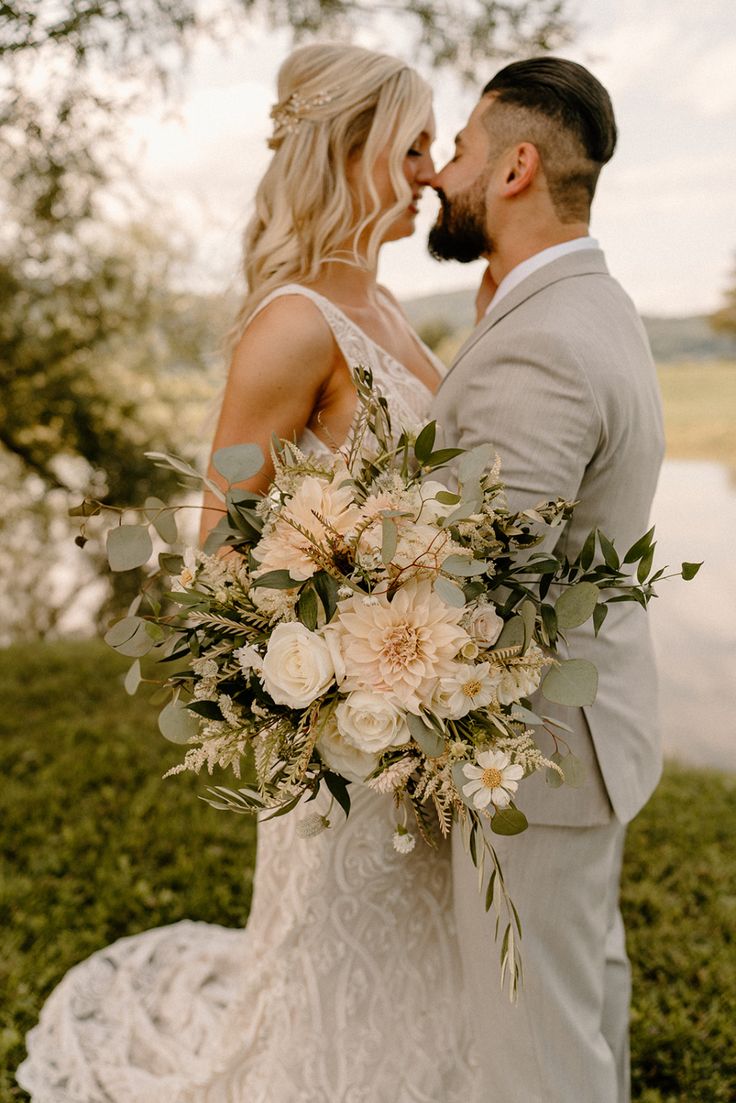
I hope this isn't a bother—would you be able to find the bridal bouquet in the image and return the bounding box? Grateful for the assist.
[73,369,698,992]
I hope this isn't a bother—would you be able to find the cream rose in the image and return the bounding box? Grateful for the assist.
[335,691,411,753]
[316,711,381,783]
[261,623,334,708]
[465,601,504,647]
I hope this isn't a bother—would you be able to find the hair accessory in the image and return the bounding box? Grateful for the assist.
[268,89,335,148]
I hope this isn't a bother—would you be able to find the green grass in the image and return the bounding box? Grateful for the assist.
[657,360,736,470]
[1,641,734,1101]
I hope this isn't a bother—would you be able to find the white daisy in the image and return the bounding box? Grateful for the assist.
[461,749,524,811]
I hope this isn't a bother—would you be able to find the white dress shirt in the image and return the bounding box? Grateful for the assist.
[485,236,600,315]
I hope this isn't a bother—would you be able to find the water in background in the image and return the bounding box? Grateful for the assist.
[649,460,736,770]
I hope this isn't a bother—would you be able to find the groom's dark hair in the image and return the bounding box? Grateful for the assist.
[481,57,617,221]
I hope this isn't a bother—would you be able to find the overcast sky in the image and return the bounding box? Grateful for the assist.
[128,0,736,316]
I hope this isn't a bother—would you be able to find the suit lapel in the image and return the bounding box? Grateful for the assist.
[438,249,610,390]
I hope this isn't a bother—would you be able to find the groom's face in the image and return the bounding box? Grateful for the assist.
[428,97,495,263]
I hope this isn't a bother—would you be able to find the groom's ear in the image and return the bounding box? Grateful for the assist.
[499,142,540,198]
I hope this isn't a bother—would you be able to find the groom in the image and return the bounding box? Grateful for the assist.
[429,58,664,1103]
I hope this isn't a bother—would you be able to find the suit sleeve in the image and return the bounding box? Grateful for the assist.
[453,328,602,543]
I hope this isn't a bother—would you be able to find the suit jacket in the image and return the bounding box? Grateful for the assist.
[432,248,665,826]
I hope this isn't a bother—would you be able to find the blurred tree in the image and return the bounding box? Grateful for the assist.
[711,254,736,336]
[1,2,573,81]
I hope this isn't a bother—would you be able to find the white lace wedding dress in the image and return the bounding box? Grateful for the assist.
[17,286,479,1103]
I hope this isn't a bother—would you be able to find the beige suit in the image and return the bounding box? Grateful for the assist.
[432,248,664,1102]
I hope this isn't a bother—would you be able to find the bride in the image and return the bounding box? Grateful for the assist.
[18,42,479,1103]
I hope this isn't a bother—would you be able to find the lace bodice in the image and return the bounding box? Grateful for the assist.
[250,283,445,454]
[16,286,479,1103]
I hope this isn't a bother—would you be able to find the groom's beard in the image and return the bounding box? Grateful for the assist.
[428,181,492,263]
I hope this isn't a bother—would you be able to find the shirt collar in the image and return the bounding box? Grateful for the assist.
[485,236,600,315]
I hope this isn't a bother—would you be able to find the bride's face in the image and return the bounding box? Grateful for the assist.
[353,112,437,244]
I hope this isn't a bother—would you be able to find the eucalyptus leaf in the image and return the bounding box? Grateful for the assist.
[381,516,398,564]
[123,659,142,696]
[541,659,598,707]
[213,443,264,485]
[159,552,184,575]
[435,490,461,505]
[510,704,543,726]
[561,752,587,788]
[158,696,200,744]
[143,497,178,544]
[107,525,153,572]
[104,615,143,647]
[441,555,488,577]
[203,516,241,555]
[546,751,565,788]
[520,599,536,652]
[494,616,524,650]
[458,443,494,485]
[407,713,445,757]
[555,581,599,629]
[491,805,528,836]
[433,576,466,608]
[68,500,101,518]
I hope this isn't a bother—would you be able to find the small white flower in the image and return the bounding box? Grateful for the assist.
[432,662,499,719]
[296,813,330,838]
[461,749,524,811]
[192,657,218,678]
[261,623,334,709]
[492,641,547,705]
[392,826,416,854]
[233,644,264,675]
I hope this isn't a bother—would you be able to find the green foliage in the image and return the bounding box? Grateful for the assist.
[1,2,574,83]
[1,641,734,1099]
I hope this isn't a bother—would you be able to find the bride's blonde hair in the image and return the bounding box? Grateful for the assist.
[231,43,432,341]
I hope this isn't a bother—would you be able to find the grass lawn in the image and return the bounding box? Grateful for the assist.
[2,640,734,1101]
[657,361,736,470]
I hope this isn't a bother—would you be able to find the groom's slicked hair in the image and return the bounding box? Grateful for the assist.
[481,57,617,221]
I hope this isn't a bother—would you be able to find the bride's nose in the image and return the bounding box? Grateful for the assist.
[416,153,436,186]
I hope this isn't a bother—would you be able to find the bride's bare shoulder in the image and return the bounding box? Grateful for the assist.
[229,292,336,387]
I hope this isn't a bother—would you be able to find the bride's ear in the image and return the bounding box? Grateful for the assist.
[499,142,540,197]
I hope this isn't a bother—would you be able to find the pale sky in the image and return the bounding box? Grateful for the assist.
[128,0,736,316]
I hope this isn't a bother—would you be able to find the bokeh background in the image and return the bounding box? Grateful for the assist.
[2,3,735,1099]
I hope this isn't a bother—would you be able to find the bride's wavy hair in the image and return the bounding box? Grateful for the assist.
[231,43,432,342]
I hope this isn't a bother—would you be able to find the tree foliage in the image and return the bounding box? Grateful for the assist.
[2,2,574,81]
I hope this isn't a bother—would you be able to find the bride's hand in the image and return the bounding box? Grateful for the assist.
[474,266,498,323]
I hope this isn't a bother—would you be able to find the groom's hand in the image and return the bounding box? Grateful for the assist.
[475,266,498,323]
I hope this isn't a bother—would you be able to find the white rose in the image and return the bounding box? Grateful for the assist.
[261,623,334,708]
[316,712,381,783]
[335,691,411,753]
[466,601,504,647]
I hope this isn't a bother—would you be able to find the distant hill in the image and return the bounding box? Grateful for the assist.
[401,288,736,363]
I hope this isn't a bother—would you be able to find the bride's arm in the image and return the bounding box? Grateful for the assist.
[199,296,335,544]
